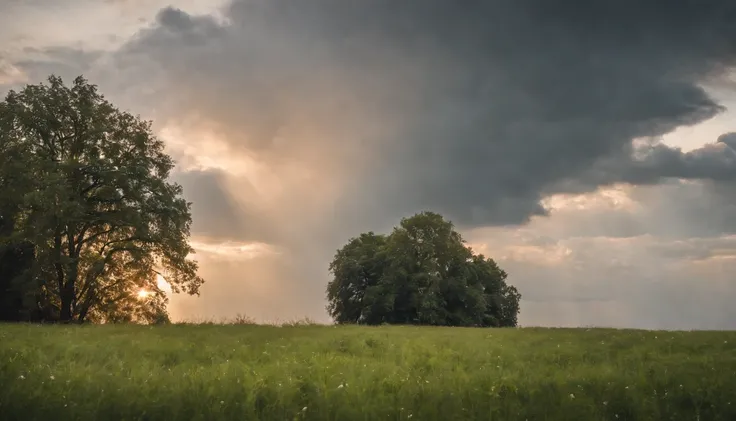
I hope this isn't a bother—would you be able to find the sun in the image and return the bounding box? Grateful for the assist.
[136,274,172,300]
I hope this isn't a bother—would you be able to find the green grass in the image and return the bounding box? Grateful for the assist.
[1,324,735,420]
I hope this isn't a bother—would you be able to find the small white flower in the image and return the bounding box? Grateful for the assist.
[569,394,575,399]
[302,407,308,412]
[408,414,413,419]
[337,384,344,389]
[49,375,55,380]
[18,375,25,380]
[220,401,224,405]
[603,401,608,406]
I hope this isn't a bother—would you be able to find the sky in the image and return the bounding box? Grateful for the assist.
[1,0,736,329]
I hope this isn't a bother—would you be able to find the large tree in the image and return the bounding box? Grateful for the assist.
[0,75,204,323]
[327,212,521,327]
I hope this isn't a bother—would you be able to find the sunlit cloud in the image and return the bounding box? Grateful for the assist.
[189,238,280,260]
[541,185,641,213]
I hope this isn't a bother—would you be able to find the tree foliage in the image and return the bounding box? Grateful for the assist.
[327,212,521,327]
[0,75,203,323]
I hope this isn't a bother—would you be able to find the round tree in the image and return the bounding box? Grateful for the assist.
[327,211,520,327]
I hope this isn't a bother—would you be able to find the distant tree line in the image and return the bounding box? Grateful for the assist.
[326,212,521,327]
[0,75,204,324]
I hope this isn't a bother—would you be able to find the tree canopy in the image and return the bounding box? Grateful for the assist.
[326,212,521,327]
[0,75,203,323]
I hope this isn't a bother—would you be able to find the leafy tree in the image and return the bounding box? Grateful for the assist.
[326,212,521,327]
[0,241,37,321]
[327,232,390,324]
[0,75,203,323]
[0,124,41,321]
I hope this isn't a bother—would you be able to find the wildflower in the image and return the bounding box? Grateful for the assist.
[220,401,224,404]
[302,407,308,412]
[569,394,575,399]
[49,375,55,380]
[337,384,344,389]
[18,375,25,380]
[603,401,608,406]
[408,414,413,419]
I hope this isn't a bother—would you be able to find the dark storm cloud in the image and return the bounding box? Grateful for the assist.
[718,132,736,149]
[553,133,736,194]
[107,0,736,233]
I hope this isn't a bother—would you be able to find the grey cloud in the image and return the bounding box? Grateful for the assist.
[172,169,277,243]
[109,0,736,230]
[13,47,102,81]
[555,133,736,193]
[718,132,736,149]
[623,135,736,183]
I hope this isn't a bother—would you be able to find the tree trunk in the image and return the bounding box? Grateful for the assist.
[59,285,74,322]
[60,263,80,323]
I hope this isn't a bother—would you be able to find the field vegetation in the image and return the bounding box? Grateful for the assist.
[1,323,735,420]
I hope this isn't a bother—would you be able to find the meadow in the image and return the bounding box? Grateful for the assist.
[0,322,734,421]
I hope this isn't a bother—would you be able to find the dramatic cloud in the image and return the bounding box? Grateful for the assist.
[3,0,736,327]
[105,0,736,230]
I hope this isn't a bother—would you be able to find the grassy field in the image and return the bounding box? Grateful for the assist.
[0,323,735,421]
